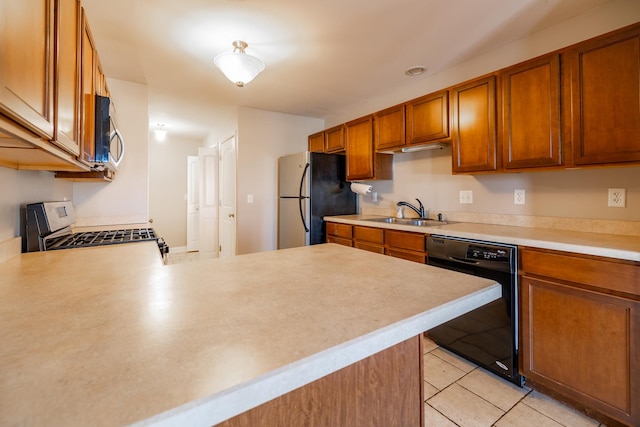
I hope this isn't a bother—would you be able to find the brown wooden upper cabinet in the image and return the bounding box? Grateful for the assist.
[374,104,405,151]
[405,90,450,146]
[53,0,82,157]
[567,25,640,166]
[345,115,392,180]
[0,0,55,140]
[308,125,345,153]
[308,131,324,152]
[325,124,345,153]
[501,54,561,170]
[451,75,498,173]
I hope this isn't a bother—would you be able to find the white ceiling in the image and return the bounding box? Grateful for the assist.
[82,0,614,140]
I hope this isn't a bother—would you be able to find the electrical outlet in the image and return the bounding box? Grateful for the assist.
[514,189,525,205]
[459,190,473,204]
[608,188,626,207]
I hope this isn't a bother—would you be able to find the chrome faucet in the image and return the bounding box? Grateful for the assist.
[396,198,425,218]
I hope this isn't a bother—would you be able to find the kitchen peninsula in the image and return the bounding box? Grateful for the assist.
[0,242,499,426]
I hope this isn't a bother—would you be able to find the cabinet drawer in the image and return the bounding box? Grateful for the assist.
[386,230,425,252]
[521,248,640,297]
[354,241,385,254]
[326,222,352,239]
[353,226,384,244]
[327,235,353,247]
[387,249,426,264]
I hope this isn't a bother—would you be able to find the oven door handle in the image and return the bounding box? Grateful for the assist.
[448,256,480,265]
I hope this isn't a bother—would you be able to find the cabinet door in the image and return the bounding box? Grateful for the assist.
[501,54,561,169]
[325,124,345,153]
[80,10,95,163]
[521,276,640,426]
[406,90,450,146]
[568,26,640,165]
[346,116,375,180]
[346,115,392,181]
[374,104,405,151]
[327,235,353,247]
[451,76,497,173]
[53,0,81,155]
[0,0,55,139]
[308,131,324,153]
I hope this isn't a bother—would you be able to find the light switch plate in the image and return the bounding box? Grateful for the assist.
[459,190,473,204]
[608,188,626,207]
[247,194,254,204]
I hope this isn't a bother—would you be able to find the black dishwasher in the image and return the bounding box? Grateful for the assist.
[427,235,523,387]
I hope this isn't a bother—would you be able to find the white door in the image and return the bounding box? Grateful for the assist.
[199,147,218,256]
[219,135,236,258]
[186,156,200,252]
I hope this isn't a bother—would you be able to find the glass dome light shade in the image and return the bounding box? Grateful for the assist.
[214,41,265,87]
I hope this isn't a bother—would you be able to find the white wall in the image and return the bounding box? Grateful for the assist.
[148,134,201,248]
[236,107,324,254]
[204,108,238,148]
[73,79,149,226]
[0,168,72,243]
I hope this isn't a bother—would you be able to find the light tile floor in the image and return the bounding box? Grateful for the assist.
[166,251,606,427]
[422,336,605,427]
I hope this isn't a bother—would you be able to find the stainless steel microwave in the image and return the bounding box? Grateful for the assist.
[95,94,124,171]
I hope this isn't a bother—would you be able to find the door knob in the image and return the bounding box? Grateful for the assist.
[228,213,235,218]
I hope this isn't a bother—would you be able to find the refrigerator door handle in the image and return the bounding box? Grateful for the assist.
[299,162,310,233]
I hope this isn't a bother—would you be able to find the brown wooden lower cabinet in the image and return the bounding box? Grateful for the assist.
[386,230,426,263]
[217,335,424,427]
[327,235,353,247]
[520,248,640,426]
[353,225,385,254]
[354,240,384,254]
[326,222,353,247]
[325,222,427,263]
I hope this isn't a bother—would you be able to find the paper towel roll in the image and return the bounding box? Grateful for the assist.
[350,182,373,196]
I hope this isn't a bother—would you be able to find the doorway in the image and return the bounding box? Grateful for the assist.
[218,135,237,258]
[186,156,200,251]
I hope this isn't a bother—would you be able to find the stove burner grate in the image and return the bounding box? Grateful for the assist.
[46,228,160,250]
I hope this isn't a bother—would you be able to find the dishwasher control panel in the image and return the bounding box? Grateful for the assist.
[467,245,510,262]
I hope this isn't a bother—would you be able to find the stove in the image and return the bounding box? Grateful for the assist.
[23,201,169,261]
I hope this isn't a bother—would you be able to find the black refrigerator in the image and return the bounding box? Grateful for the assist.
[278,151,357,249]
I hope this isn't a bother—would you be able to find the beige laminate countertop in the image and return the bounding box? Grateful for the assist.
[325,215,640,262]
[0,242,499,426]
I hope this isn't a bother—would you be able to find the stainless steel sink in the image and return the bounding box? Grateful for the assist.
[363,217,453,227]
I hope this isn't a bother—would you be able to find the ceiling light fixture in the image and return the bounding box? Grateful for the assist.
[214,40,265,87]
[154,124,167,141]
[405,66,426,76]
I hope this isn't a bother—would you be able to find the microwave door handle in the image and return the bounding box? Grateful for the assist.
[110,127,125,166]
